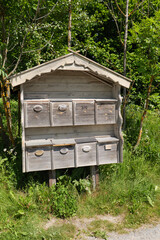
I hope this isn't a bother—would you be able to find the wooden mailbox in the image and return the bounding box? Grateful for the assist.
[10,50,131,174]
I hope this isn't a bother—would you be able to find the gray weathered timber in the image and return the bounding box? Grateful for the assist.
[10,51,131,174]
[20,85,26,172]
[25,125,114,141]
[26,146,52,172]
[113,83,123,163]
[53,145,75,169]
[97,143,118,165]
[24,101,50,128]
[76,142,97,167]
[95,101,116,124]
[51,101,73,126]
[73,100,95,125]
[10,51,132,88]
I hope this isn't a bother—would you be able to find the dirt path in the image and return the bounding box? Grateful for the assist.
[44,215,160,240]
[107,224,160,240]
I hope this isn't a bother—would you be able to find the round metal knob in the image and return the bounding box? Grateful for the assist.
[60,147,68,154]
[33,105,43,112]
[82,146,91,153]
[35,150,44,156]
[58,104,67,112]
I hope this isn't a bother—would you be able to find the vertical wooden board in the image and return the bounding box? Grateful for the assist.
[20,85,26,172]
[51,102,73,126]
[26,146,52,172]
[76,142,97,167]
[74,100,95,125]
[25,101,50,127]
[53,145,75,169]
[96,103,116,124]
[113,83,123,163]
[98,143,118,165]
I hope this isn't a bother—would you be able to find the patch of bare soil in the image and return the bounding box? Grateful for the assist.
[44,214,124,239]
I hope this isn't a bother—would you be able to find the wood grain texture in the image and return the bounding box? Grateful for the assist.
[24,101,50,127]
[76,142,97,167]
[24,71,112,100]
[114,83,123,163]
[73,100,95,125]
[51,101,73,126]
[26,146,52,172]
[25,125,114,141]
[97,143,118,165]
[95,102,116,124]
[20,85,26,172]
[11,52,131,88]
[52,145,75,169]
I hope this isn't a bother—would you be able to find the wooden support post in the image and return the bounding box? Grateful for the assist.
[49,170,56,187]
[90,166,99,190]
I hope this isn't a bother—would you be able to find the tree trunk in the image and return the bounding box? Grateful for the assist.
[1,80,14,146]
[134,75,154,149]
[123,0,129,130]
[68,0,72,48]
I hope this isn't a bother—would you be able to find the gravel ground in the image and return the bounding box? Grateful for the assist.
[108,224,160,240]
[85,224,160,240]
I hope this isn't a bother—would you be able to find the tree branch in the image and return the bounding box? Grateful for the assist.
[128,0,146,17]
[114,0,126,16]
[22,30,55,54]
[105,2,124,46]
[35,0,59,21]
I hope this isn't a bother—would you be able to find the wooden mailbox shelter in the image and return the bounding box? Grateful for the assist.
[10,50,131,180]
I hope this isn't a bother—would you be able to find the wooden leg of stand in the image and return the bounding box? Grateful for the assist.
[90,166,99,190]
[49,170,56,187]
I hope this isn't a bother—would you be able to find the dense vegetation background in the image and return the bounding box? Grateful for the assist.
[0,0,160,239]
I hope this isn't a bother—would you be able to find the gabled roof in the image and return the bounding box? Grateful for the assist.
[10,50,132,88]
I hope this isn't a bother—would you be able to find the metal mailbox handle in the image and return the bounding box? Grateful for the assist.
[35,150,44,156]
[60,147,68,154]
[33,105,43,112]
[58,104,67,112]
[82,146,91,153]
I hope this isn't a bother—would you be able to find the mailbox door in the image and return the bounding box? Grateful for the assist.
[24,101,50,127]
[76,142,96,167]
[26,146,52,172]
[51,102,73,126]
[74,100,95,125]
[53,145,75,169]
[97,143,118,164]
[96,102,116,124]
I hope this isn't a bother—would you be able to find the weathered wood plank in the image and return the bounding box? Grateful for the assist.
[49,170,56,187]
[25,125,114,140]
[20,85,26,172]
[95,102,116,124]
[26,146,52,172]
[24,91,112,100]
[51,102,73,126]
[97,143,118,165]
[73,100,95,125]
[24,101,50,128]
[53,145,75,169]
[76,142,97,167]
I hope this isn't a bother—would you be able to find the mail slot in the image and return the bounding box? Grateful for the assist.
[24,101,50,127]
[76,141,97,167]
[26,146,52,172]
[95,100,116,124]
[73,100,95,125]
[51,101,73,126]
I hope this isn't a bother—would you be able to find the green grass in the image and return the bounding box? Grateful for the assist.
[0,103,160,238]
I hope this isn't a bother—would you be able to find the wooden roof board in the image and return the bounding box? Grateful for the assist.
[10,50,132,88]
